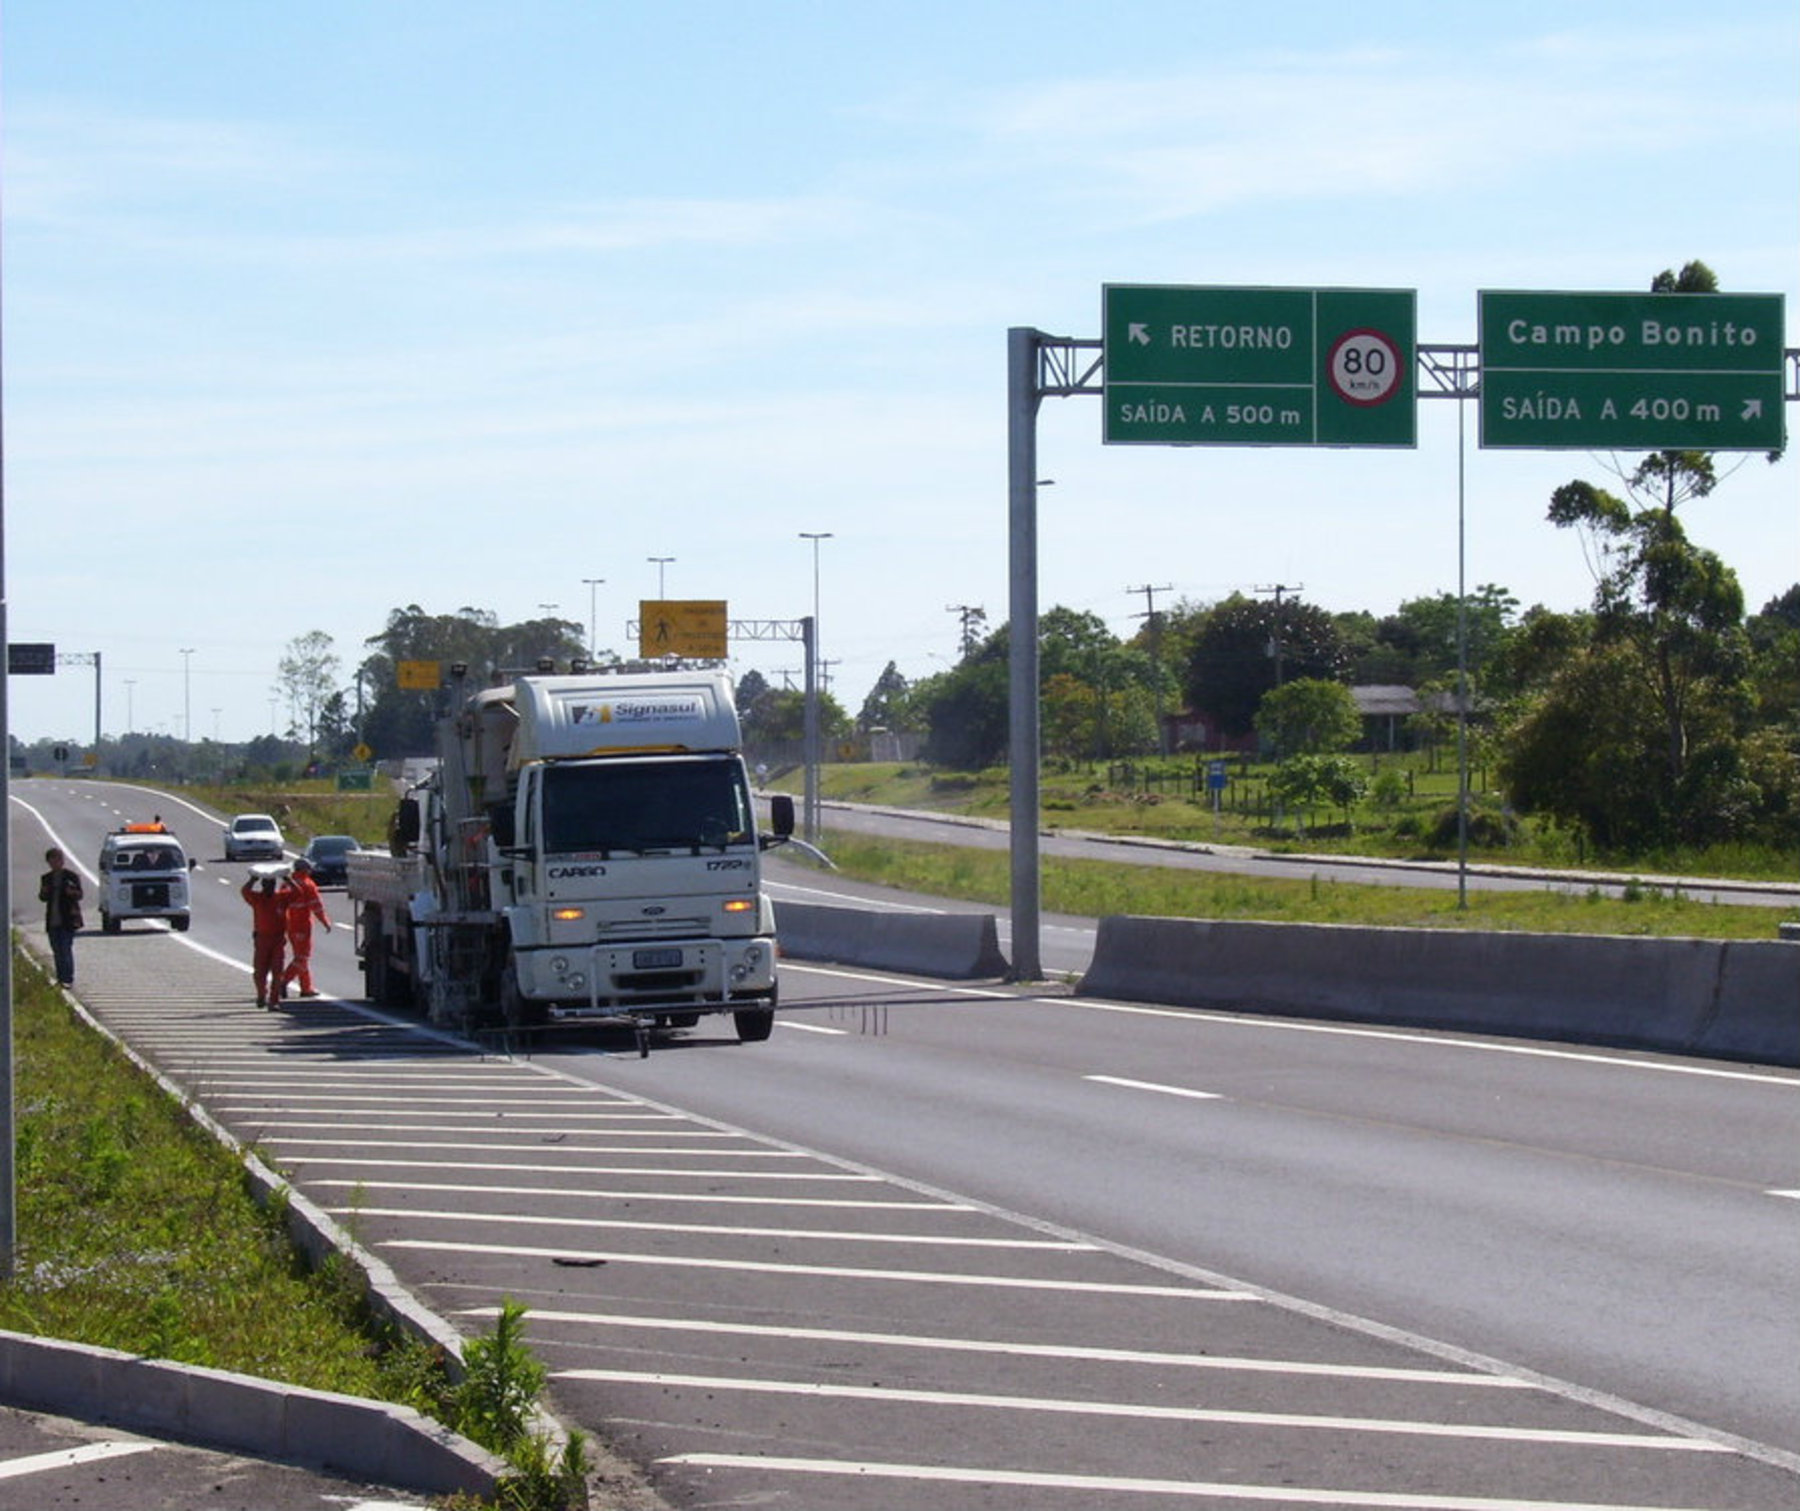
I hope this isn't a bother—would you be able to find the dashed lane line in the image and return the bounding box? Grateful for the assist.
[1086,1073,1223,1101]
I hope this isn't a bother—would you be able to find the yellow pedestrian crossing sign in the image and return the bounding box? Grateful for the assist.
[640,600,728,659]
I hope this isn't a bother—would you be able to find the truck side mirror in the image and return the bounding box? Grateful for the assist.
[767,794,795,839]
[393,797,422,856]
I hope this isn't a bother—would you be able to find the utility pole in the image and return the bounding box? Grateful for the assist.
[1254,583,1302,688]
[945,603,985,660]
[1127,583,1173,754]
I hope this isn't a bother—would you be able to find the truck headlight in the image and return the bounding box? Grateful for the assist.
[550,955,570,974]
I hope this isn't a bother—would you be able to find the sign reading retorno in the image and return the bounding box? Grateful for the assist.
[1479,290,1785,451]
[1103,285,1416,448]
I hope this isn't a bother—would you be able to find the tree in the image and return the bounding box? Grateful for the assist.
[276,631,341,758]
[857,661,916,734]
[1254,678,1360,758]
[1501,260,1785,851]
[1184,594,1349,737]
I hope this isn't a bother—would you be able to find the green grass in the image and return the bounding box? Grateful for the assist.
[816,829,1797,939]
[793,759,1800,884]
[1,945,444,1398]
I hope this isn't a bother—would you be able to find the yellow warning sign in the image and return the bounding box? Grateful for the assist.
[397,659,440,690]
[639,600,728,660]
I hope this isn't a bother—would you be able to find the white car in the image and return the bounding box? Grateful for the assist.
[223,813,285,862]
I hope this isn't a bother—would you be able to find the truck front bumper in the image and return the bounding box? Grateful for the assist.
[518,936,777,1018]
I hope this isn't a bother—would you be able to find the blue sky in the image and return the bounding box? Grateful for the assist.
[5,1,1796,745]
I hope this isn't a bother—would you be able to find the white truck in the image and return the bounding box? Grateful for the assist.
[348,668,793,1047]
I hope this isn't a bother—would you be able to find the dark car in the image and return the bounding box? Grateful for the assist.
[300,834,360,886]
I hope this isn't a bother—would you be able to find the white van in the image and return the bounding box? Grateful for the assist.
[97,825,195,932]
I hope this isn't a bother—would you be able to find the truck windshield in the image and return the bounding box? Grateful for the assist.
[541,759,753,854]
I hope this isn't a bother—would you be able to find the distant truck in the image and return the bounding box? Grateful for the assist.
[348,668,793,1046]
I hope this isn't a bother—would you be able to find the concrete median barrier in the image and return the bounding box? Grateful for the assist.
[1078,917,1799,1066]
[776,900,1009,978]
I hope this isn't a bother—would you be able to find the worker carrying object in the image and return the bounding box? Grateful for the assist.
[241,871,289,1008]
[280,855,333,999]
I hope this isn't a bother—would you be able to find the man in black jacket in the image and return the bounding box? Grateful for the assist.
[39,847,84,987]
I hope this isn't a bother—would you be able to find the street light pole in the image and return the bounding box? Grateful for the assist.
[582,577,605,659]
[647,556,674,598]
[179,648,195,745]
[798,532,833,842]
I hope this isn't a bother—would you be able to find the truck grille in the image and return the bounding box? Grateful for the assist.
[597,915,708,939]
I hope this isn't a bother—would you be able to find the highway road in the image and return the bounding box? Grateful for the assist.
[10,778,1800,1511]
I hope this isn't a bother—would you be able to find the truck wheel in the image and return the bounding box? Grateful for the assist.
[172,916,190,933]
[734,1007,775,1043]
[102,913,121,935]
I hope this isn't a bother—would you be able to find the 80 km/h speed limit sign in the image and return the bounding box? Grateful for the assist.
[1328,327,1405,408]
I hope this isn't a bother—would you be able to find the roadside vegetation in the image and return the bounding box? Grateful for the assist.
[142,772,1799,938]
[2,943,592,1510]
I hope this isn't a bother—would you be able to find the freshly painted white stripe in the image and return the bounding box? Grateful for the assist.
[509,1306,1526,1385]
[785,961,1017,1000]
[1073,998,1800,1087]
[311,1179,962,1209]
[0,1442,158,1479]
[779,1020,849,1035]
[337,1205,1088,1249]
[284,1156,875,1180]
[260,1137,800,1156]
[1768,1189,1799,1201]
[1085,1074,1222,1102]
[383,1238,1252,1297]
[658,1454,1725,1508]
[586,1371,1716,1449]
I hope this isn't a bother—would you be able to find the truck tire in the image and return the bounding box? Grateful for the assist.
[733,1006,775,1042]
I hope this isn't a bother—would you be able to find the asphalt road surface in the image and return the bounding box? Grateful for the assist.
[10,779,1799,1511]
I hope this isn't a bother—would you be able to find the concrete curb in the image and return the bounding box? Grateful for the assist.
[775,899,1009,978]
[0,1328,506,1497]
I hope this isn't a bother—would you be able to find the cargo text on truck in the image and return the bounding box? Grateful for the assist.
[348,667,795,1050]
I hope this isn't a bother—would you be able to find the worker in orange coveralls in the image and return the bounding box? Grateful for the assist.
[280,855,333,999]
[241,871,289,1008]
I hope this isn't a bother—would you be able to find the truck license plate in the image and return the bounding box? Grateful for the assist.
[632,947,683,969]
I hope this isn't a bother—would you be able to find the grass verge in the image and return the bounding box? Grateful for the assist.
[1,940,592,1509]
[816,828,1798,939]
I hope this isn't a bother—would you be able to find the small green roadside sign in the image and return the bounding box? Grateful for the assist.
[1478,290,1785,451]
[1103,285,1416,448]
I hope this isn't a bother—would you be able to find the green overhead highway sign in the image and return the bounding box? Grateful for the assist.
[1103,285,1416,448]
[1479,290,1786,451]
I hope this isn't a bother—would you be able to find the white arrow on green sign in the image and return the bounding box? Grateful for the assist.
[1103,285,1417,448]
[1478,290,1786,451]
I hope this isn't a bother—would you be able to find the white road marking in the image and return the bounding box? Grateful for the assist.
[335,1205,1090,1249]
[1086,1073,1222,1101]
[658,1453,1731,1508]
[282,1155,873,1180]
[383,1238,1254,1297]
[259,1136,803,1156]
[503,1306,1529,1386]
[586,1371,1721,1448]
[0,1441,158,1479]
[311,1179,960,1209]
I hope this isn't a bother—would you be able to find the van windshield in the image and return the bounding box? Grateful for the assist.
[541,759,752,854]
